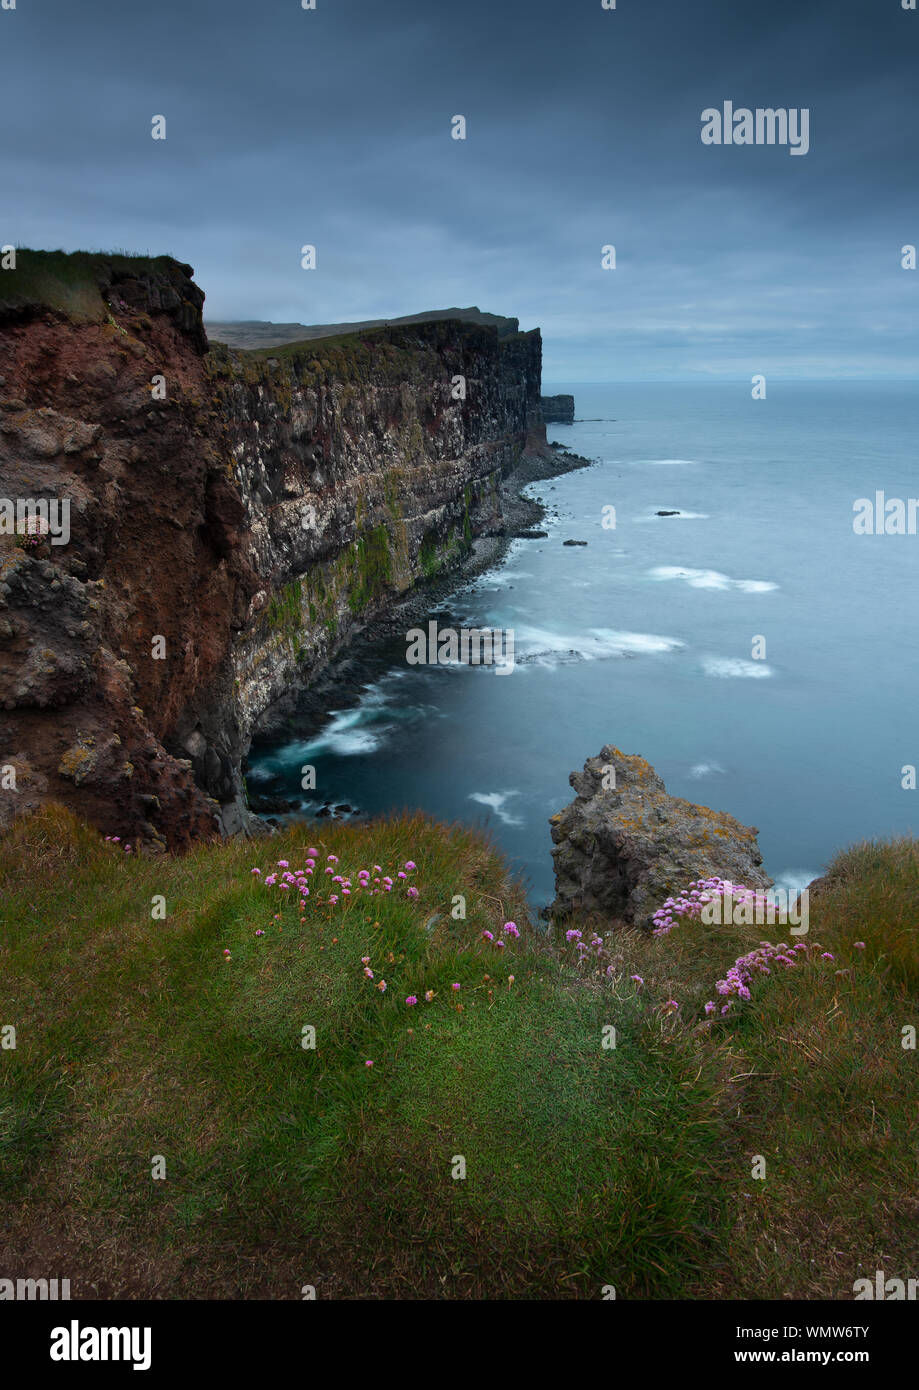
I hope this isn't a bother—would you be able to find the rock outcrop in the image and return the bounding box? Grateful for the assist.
[540,394,575,424]
[0,251,547,847]
[549,746,772,927]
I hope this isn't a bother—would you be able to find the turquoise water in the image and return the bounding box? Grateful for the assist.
[249,381,919,906]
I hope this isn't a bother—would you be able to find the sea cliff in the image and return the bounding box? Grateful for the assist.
[0,251,551,847]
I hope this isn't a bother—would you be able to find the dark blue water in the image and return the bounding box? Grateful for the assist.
[250,381,919,906]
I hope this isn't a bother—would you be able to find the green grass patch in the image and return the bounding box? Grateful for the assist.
[0,810,915,1299]
[0,249,181,323]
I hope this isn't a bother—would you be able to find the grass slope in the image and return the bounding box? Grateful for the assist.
[0,809,916,1299]
[0,249,180,321]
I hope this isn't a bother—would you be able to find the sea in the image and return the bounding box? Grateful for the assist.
[248,381,919,907]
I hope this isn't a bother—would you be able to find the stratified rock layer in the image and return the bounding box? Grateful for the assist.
[549,746,772,927]
[0,252,545,846]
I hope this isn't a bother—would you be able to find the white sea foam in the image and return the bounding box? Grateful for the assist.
[771,869,820,898]
[515,624,684,667]
[651,566,778,593]
[701,657,772,679]
[635,509,710,522]
[689,762,725,778]
[468,790,524,826]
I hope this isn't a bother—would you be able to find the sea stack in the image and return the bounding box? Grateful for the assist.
[549,745,772,927]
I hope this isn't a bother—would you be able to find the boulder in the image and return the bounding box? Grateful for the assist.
[549,745,772,927]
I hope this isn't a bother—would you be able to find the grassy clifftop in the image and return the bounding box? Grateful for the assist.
[0,249,187,322]
[1,809,916,1299]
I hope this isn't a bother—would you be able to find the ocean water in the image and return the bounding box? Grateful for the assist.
[249,381,919,907]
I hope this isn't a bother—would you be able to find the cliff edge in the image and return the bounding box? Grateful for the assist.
[0,250,549,847]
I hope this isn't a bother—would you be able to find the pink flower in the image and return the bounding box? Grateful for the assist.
[503,922,519,937]
[361,956,371,964]
[405,995,418,1007]
[365,1059,373,1068]
[451,982,460,991]
[854,941,865,949]
[307,847,319,857]
[250,868,261,876]
[404,861,416,871]
[277,860,289,868]
[406,886,419,899]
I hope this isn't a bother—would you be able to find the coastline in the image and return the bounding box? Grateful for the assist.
[243,439,594,822]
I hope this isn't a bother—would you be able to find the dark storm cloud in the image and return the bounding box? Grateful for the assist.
[1,0,916,377]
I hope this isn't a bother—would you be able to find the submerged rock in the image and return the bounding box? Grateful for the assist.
[563,539,588,546]
[548,745,772,927]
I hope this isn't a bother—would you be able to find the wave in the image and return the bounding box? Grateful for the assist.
[515,624,684,667]
[650,566,778,593]
[468,790,524,827]
[689,762,725,778]
[635,509,710,522]
[701,657,772,679]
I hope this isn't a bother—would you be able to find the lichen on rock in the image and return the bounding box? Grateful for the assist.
[549,744,772,928]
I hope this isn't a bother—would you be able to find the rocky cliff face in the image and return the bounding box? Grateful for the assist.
[0,253,544,847]
[549,745,772,927]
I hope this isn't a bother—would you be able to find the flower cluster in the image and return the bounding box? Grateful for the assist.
[249,852,419,912]
[651,877,769,935]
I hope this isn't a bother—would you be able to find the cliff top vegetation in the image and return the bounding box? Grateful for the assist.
[1,807,915,1299]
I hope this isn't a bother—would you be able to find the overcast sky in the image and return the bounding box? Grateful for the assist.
[2,0,916,379]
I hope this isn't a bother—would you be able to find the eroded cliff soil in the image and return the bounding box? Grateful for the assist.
[0,254,545,847]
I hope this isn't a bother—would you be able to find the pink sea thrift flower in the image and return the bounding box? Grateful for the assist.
[405,995,417,1007]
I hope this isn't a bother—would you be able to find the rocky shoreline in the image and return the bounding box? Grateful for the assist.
[0,251,587,848]
[243,438,594,821]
